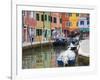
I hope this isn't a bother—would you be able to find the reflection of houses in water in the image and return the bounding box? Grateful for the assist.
[43,52,51,67]
[35,52,52,68]
[22,55,33,69]
[34,51,52,68]
[22,48,60,68]
[35,54,44,68]
[50,53,56,67]
[35,50,57,68]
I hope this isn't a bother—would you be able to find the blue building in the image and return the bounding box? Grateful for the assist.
[78,14,89,32]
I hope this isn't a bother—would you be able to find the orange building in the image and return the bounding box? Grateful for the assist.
[68,13,79,31]
[62,13,69,30]
[62,13,69,37]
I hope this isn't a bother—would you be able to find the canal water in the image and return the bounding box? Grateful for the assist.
[22,42,89,69]
[22,44,68,69]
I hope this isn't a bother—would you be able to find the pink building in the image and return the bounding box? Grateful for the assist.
[22,11,37,43]
[51,12,62,30]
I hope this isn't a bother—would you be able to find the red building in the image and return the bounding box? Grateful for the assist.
[62,13,69,37]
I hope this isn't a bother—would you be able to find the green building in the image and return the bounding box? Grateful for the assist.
[43,12,51,41]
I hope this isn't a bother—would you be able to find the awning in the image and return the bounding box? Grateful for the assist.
[79,28,89,32]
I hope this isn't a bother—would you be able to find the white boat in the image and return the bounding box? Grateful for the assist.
[57,47,76,66]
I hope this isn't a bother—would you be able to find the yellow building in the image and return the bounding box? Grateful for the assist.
[35,12,44,42]
[68,13,79,31]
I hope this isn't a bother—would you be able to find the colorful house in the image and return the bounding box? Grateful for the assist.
[78,13,89,32]
[51,12,62,32]
[43,12,51,41]
[22,11,37,43]
[22,11,28,43]
[68,13,79,31]
[22,11,90,45]
[62,13,69,37]
[35,12,44,42]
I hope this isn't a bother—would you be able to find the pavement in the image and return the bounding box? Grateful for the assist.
[78,39,89,57]
[22,40,54,47]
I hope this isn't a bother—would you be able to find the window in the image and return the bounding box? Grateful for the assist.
[87,17,89,20]
[44,30,47,37]
[48,16,51,22]
[80,21,84,25]
[36,14,39,21]
[77,22,79,26]
[30,12,34,18]
[23,25,26,28]
[50,16,52,22]
[76,13,79,17]
[22,11,25,16]
[60,18,62,23]
[41,15,44,21]
[87,20,89,25]
[36,29,42,36]
[54,17,57,23]
[66,21,71,26]
[45,15,47,21]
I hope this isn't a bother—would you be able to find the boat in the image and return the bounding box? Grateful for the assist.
[53,33,66,46]
[57,47,76,67]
